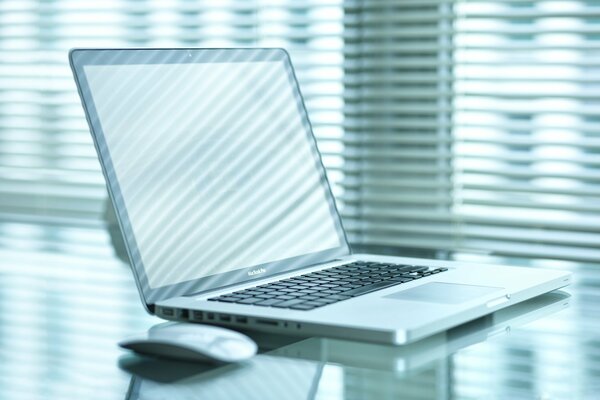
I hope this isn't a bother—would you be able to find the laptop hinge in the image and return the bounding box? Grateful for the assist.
[184,258,347,298]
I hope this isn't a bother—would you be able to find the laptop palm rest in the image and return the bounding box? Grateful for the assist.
[384,282,504,304]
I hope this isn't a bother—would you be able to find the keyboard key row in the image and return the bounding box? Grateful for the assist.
[208,261,448,311]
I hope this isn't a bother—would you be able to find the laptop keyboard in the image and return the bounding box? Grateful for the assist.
[208,261,448,311]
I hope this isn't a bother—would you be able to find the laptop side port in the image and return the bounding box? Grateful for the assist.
[235,316,248,324]
[192,311,204,321]
[219,314,231,322]
[178,309,189,320]
[159,307,174,317]
[255,319,278,327]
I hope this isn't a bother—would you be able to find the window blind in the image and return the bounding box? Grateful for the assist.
[2,0,599,264]
[343,0,600,263]
[342,0,456,254]
[0,0,345,223]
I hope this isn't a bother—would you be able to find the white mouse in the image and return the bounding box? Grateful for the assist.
[118,322,257,363]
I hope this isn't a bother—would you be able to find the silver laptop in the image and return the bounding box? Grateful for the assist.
[69,48,571,345]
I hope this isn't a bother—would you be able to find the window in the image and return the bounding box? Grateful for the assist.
[343,0,600,263]
[452,0,600,262]
[1,0,598,264]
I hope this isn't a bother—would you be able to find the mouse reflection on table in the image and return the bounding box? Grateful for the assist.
[121,353,325,400]
[118,322,258,363]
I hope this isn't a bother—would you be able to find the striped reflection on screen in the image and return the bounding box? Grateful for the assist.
[84,52,342,288]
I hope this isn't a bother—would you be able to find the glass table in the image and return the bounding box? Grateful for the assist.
[0,222,597,399]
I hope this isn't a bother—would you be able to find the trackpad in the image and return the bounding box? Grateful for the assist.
[385,282,504,304]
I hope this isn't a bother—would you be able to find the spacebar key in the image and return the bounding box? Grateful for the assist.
[343,280,401,297]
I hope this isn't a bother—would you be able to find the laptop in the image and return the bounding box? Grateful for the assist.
[69,48,571,345]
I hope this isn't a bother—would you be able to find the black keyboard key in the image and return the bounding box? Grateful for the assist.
[269,291,291,297]
[231,292,252,299]
[343,280,402,297]
[341,284,362,290]
[241,290,263,296]
[256,293,276,299]
[213,297,238,302]
[266,286,286,291]
[290,304,317,310]
[303,301,328,307]
[255,298,284,306]
[275,295,295,300]
[386,277,412,284]
[298,295,319,301]
[323,294,351,301]
[272,299,306,308]
[412,266,430,271]
[390,272,413,278]
[297,290,317,295]
[316,298,338,304]
[298,276,318,281]
[396,265,418,272]
[236,297,263,304]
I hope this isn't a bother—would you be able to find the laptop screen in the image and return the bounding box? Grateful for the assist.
[71,49,349,302]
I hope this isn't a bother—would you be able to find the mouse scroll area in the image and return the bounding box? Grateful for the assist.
[384,282,505,304]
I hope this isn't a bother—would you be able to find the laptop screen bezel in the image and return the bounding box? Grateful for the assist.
[69,48,351,308]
